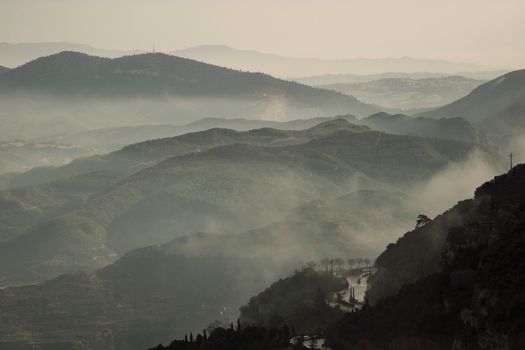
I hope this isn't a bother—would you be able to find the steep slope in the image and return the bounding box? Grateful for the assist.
[428,70,525,123]
[359,112,489,146]
[0,121,501,285]
[0,51,381,141]
[327,165,525,350]
[319,76,484,109]
[426,69,525,148]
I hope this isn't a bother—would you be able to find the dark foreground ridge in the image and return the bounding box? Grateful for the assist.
[326,164,525,349]
[150,324,292,350]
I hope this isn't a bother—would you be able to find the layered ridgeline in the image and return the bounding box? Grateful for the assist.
[426,69,525,150]
[327,165,525,350]
[0,119,503,286]
[318,76,484,110]
[171,45,488,78]
[0,187,408,350]
[45,116,363,154]
[294,71,507,86]
[1,119,369,188]
[19,113,489,171]
[0,113,489,186]
[0,51,382,141]
[357,113,490,146]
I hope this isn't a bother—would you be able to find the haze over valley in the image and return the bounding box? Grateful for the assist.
[1,1,525,349]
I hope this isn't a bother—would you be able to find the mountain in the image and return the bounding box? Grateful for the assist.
[0,42,142,68]
[172,45,490,78]
[0,187,410,350]
[318,76,484,110]
[326,165,525,350]
[0,51,383,141]
[293,71,508,86]
[43,116,361,155]
[3,119,369,189]
[31,113,487,164]
[357,112,490,146]
[0,65,9,73]
[0,120,502,286]
[426,69,525,148]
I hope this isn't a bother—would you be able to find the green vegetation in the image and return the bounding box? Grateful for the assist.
[150,325,293,350]
[0,119,498,285]
[240,268,346,334]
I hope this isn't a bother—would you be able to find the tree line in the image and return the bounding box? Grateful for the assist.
[306,257,374,274]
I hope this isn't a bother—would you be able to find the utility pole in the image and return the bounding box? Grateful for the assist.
[510,152,514,170]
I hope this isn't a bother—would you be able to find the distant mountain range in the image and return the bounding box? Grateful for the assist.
[294,71,509,86]
[318,76,485,110]
[0,51,383,141]
[29,113,485,157]
[0,42,494,77]
[172,45,491,77]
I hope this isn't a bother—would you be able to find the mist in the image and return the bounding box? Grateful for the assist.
[407,150,505,217]
[0,1,524,348]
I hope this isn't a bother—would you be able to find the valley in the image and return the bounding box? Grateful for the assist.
[1,4,524,348]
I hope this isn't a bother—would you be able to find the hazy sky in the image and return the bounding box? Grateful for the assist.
[2,0,524,68]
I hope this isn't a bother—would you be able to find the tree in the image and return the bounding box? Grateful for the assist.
[416,214,432,229]
[320,258,330,272]
[335,258,345,273]
[306,261,318,270]
[347,258,356,270]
